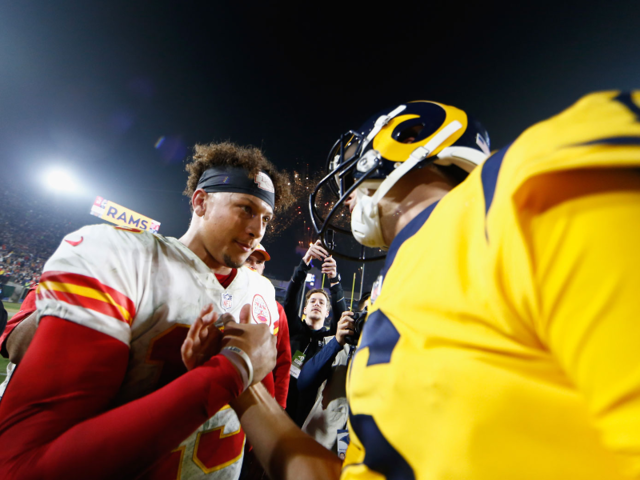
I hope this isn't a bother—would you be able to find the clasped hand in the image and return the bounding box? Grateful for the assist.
[181,304,276,385]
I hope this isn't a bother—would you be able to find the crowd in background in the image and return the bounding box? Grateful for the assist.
[0,188,88,288]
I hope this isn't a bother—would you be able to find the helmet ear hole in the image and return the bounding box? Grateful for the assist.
[432,163,469,186]
[395,124,425,144]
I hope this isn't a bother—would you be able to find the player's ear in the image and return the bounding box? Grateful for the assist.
[192,189,208,217]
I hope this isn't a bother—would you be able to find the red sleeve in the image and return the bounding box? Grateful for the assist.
[273,302,291,408]
[0,316,244,480]
[0,286,37,358]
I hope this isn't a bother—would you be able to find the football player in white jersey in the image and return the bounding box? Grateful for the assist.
[0,141,294,480]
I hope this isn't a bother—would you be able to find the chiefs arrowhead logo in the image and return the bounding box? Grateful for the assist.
[65,236,84,247]
[251,294,272,329]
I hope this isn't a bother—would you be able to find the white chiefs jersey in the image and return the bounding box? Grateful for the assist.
[35,224,279,480]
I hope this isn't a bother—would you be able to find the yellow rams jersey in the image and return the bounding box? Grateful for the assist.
[342,91,640,479]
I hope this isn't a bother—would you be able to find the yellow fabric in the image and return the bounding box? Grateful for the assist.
[342,91,640,479]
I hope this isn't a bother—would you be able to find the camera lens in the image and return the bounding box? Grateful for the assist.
[345,309,367,346]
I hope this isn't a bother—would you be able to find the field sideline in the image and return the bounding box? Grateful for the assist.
[0,303,21,374]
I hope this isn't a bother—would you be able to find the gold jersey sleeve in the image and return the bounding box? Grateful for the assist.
[342,91,640,480]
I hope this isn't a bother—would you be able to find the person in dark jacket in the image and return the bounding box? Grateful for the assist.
[297,293,370,454]
[284,239,346,425]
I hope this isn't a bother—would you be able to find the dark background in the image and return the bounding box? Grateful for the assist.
[1,0,638,286]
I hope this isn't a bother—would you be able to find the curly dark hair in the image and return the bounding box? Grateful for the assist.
[184,142,294,211]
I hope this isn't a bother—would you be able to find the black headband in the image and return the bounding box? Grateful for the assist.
[196,166,275,209]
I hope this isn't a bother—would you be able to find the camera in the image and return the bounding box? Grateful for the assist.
[344,309,367,346]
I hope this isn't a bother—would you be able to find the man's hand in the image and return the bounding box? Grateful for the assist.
[303,239,328,265]
[221,304,277,385]
[181,304,223,371]
[6,312,38,364]
[322,255,337,279]
[335,311,354,346]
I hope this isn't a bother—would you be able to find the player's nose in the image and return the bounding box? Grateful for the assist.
[246,214,264,239]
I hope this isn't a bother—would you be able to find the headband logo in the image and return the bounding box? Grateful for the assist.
[255,172,275,193]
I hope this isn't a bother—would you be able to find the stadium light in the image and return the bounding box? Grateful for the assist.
[44,168,81,194]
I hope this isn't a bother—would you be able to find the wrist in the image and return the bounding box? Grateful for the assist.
[220,352,249,390]
[198,355,246,415]
[221,346,254,391]
[230,382,276,420]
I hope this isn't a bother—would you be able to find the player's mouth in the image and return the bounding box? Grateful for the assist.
[235,241,253,253]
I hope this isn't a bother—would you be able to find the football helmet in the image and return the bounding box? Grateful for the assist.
[310,101,491,261]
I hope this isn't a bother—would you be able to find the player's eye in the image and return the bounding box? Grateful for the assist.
[241,205,253,216]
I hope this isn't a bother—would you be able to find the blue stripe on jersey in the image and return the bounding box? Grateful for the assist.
[481,144,511,216]
[613,91,640,121]
[578,136,640,146]
[358,310,399,366]
[381,200,440,278]
[348,413,416,480]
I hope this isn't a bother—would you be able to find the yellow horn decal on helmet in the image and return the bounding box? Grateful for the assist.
[372,103,468,163]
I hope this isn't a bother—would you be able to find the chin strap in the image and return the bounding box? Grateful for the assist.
[350,120,464,250]
[359,105,407,155]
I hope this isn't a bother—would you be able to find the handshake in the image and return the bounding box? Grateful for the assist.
[181,304,276,390]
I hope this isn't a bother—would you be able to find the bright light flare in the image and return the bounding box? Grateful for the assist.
[45,169,80,193]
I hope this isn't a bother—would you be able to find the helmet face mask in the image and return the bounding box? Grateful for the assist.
[327,131,365,198]
[310,101,490,262]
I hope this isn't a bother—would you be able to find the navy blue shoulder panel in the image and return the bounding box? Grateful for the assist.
[578,136,640,147]
[480,144,511,216]
[381,200,439,278]
[613,91,640,121]
[348,414,416,480]
[576,92,640,146]
[358,310,400,367]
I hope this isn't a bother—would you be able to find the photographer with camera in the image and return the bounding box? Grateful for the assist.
[296,294,370,456]
[284,240,347,426]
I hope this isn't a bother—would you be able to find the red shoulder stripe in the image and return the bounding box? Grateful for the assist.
[38,271,136,324]
[39,288,131,324]
[40,271,136,317]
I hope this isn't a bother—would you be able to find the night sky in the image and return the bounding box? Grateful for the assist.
[1,0,638,286]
